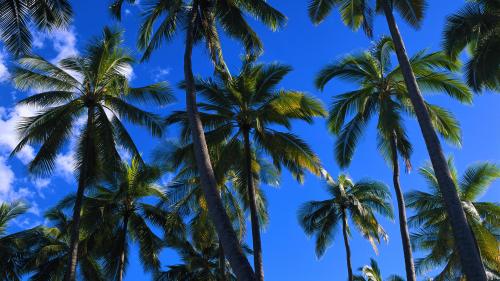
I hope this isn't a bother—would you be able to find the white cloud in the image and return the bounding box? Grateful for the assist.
[122,64,135,81]
[152,67,171,82]
[0,105,36,164]
[0,51,10,83]
[49,28,78,63]
[0,156,15,194]
[55,152,75,180]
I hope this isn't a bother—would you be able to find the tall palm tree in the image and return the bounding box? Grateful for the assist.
[10,27,173,281]
[353,258,404,281]
[0,0,72,56]
[166,58,326,280]
[111,1,286,278]
[0,201,42,281]
[298,174,394,281]
[308,1,487,279]
[443,0,500,91]
[73,158,182,281]
[407,158,500,280]
[317,36,471,281]
[25,208,105,281]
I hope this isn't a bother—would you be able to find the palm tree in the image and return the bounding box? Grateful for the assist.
[10,27,173,281]
[155,225,244,281]
[24,208,105,281]
[0,201,42,281]
[0,0,72,56]
[165,58,326,280]
[407,158,500,280]
[317,36,471,281]
[353,258,404,281]
[443,0,500,91]
[75,158,182,281]
[307,1,487,279]
[298,174,394,281]
[111,1,286,278]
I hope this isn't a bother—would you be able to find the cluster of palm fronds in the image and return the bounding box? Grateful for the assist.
[0,0,498,281]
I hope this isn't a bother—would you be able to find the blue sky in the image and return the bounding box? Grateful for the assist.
[1,0,499,280]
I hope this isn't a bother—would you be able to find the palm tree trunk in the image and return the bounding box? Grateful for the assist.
[183,3,255,281]
[389,133,416,281]
[64,107,94,281]
[341,209,353,281]
[117,213,129,281]
[243,128,265,281]
[218,238,227,281]
[381,3,487,280]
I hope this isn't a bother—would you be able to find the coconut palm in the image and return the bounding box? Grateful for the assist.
[67,157,182,281]
[0,201,43,281]
[298,174,394,281]
[407,158,500,280]
[353,258,404,281]
[165,58,325,279]
[25,209,105,281]
[317,36,471,281]
[307,1,486,278]
[154,224,244,281]
[0,0,72,56]
[111,1,286,278]
[10,27,173,281]
[443,0,500,91]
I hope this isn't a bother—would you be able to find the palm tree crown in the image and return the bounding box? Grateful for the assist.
[443,0,500,91]
[407,158,500,280]
[307,0,427,36]
[298,174,393,281]
[0,0,72,56]
[12,26,173,178]
[317,36,471,168]
[353,258,404,281]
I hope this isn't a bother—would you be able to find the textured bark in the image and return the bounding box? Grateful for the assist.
[341,210,353,281]
[382,3,487,280]
[183,3,255,281]
[390,133,416,281]
[117,213,129,281]
[64,107,94,281]
[243,128,265,281]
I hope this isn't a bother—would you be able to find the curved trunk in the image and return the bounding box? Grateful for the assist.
[389,133,416,281]
[341,210,353,281]
[64,107,94,281]
[183,3,255,281]
[117,213,129,281]
[243,128,265,281]
[381,3,487,280]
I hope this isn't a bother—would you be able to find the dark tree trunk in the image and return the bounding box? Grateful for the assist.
[218,238,227,281]
[64,107,94,281]
[243,128,265,281]
[117,213,129,281]
[389,133,416,281]
[341,210,353,281]
[183,3,255,281]
[381,3,487,280]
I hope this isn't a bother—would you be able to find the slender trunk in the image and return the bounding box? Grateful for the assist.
[117,213,129,281]
[381,3,487,280]
[183,3,255,281]
[64,107,94,281]
[243,128,264,281]
[341,210,353,281]
[218,238,226,281]
[389,133,416,281]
